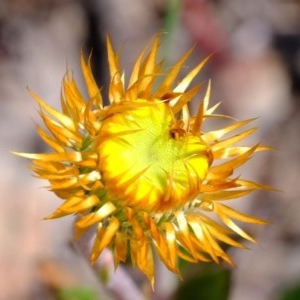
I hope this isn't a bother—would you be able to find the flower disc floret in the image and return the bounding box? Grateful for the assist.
[98,99,210,212]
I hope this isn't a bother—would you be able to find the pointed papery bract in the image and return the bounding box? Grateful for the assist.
[15,35,273,287]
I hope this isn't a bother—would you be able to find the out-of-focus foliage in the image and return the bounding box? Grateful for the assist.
[174,265,231,300]
[280,281,300,300]
[57,286,97,300]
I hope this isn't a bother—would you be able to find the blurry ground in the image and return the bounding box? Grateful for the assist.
[0,0,300,299]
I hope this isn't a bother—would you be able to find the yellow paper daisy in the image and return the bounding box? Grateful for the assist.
[16,36,272,287]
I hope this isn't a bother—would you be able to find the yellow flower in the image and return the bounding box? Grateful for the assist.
[16,36,272,287]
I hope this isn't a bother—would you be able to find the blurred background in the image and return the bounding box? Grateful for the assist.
[1,0,300,299]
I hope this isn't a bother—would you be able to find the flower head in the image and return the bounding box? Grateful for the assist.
[16,36,272,287]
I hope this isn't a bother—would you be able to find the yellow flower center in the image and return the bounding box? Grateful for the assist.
[98,99,210,212]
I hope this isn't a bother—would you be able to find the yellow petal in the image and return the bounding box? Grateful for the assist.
[60,194,99,213]
[215,203,269,225]
[130,238,155,288]
[80,52,102,102]
[155,47,193,97]
[192,80,210,133]
[235,179,279,191]
[207,145,258,180]
[213,145,270,159]
[91,216,120,263]
[171,83,203,114]
[114,232,128,268]
[173,55,211,93]
[14,151,82,162]
[164,222,179,275]
[211,128,257,152]
[175,211,197,259]
[29,89,77,133]
[137,35,159,92]
[198,189,254,202]
[203,118,255,144]
[75,201,116,229]
[36,126,65,152]
[106,36,125,103]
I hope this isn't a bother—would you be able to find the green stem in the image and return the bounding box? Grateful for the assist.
[161,0,183,63]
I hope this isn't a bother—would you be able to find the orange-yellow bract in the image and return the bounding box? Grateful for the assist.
[16,36,272,287]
